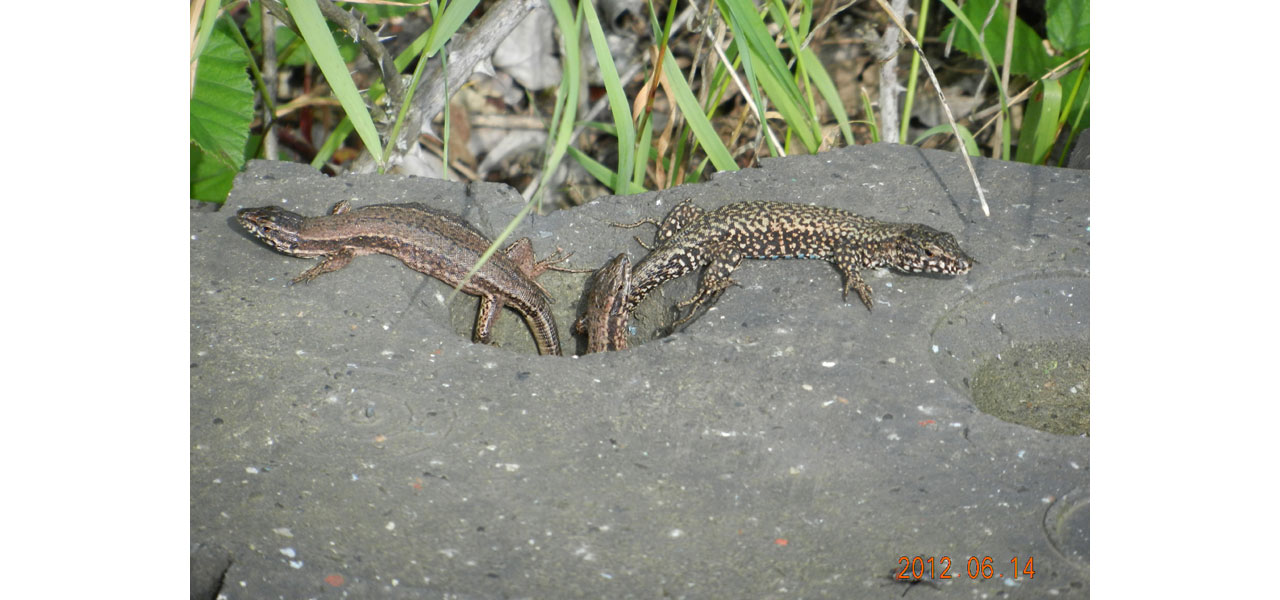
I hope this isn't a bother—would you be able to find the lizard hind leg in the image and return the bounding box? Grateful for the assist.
[473,295,504,344]
[609,218,661,250]
[610,198,706,249]
[654,199,704,243]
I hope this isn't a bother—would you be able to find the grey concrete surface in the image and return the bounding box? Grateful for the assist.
[191,143,1089,598]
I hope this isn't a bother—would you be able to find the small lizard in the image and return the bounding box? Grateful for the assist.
[237,200,575,356]
[615,200,974,325]
[573,253,633,353]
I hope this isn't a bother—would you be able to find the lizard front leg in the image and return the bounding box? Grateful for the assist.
[293,248,356,284]
[501,238,588,299]
[673,247,742,326]
[832,244,875,310]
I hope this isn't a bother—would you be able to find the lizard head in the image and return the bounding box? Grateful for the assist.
[575,253,633,353]
[889,224,975,274]
[236,206,309,256]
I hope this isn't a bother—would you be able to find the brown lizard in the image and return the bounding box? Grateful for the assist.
[573,253,633,353]
[237,200,575,355]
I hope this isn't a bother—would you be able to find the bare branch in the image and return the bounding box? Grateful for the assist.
[259,0,404,116]
[875,0,909,144]
[389,0,540,160]
[315,0,404,105]
[259,1,297,39]
[872,0,989,217]
[968,48,1090,124]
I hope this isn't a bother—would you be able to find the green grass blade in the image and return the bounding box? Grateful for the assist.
[311,117,353,169]
[1057,53,1089,128]
[568,146,646,194]
[898,0,932,143]
[797,0,813,39]
[736,0,803,110]
[728,7,778,156]
[800,47,853,146]
[1058,85,1089,167]
[582,0,637,193]
[635,107,654,187]
[538,0,581,201]
[425,0,481,57]
[728,32,775,156]
[191,0,223,63]
[859,87,879,143]
[439,47,450,179]
[447,0,581,303]
[384,21,437,162]
[911,123,979,156]
[660,49,738,172]
[722,0,818,152]
[937,0,1010,156]
[284,0,384,165]
[765,0,822,141]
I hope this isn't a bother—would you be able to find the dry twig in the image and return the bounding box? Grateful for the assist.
[872,0,990,217]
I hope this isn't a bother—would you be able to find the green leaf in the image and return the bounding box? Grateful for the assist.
[285,0,384,165]
[1046,0,1090,55]
[192,132,268,203]
[1015,78,1062,164]
[942,0,1054,78]
[190,145,237,203]
[190,17,255,172]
